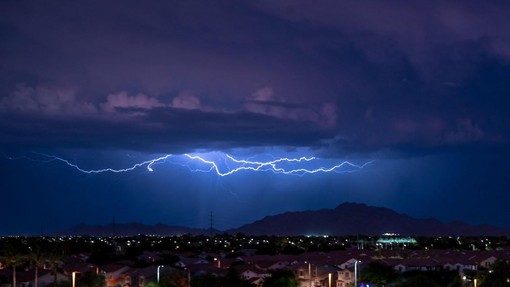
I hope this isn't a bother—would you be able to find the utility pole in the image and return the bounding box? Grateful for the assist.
[209,211,213,236]
[112,216,116,236]
[357,234,364,250]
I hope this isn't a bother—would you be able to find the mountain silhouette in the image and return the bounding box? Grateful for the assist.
[58,203,510,236]
[228,202,510,236]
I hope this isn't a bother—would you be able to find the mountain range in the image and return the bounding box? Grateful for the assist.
[58,202,510,236]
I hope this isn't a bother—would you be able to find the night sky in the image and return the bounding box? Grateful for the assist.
[1,1,510,235]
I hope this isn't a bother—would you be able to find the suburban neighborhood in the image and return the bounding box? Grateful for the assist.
[1,234,509,287]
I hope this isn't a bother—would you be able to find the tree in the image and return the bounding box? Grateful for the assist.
[191,273,218,287]
[360,261,396,286]
[5,255,24,287]
[221,268,253,287]
[464,269,478,287]
[262,269,298,287]
[479,260,510,287]
[160,271,188,287]
[48,245,65,287]
[78,271,106,287]
[28,244,47,287]
[1,242,27,287]
[47,281,71,287]
[394,273,439,287]
[393,270,462,287]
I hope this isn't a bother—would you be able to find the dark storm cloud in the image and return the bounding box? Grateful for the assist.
[1,0,510,155]
[0,0,313,98]
[0,101,331,153]
[253,0,510,153]
[256,1,510,62]
[4,1,510,235]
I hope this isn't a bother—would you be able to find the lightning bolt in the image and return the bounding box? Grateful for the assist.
[8,152,372,176]
[185,154,371,176]
[22,153,173,173]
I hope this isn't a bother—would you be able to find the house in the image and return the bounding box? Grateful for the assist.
[315,265,338,287]
[443,262,478,273]
[479,256,497,269]
[478,249,510,270]
[233,264,269,287]
[294,263,317,287]
[63,262,98,275]
[293,263,337,287]
[337,259,359,270]
[336,267,354,287]
[254,260,289,271]
[136,252,162,264]
[248,277,265,287]
[383,258,442,273]
[235,266,268,281]
[2,268,67,287]
[100,263,132,287]
[186,263,226,277]
[126,265,162,287]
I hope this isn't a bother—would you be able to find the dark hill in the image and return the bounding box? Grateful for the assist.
[228,202,510,236]
[57,203,510,236]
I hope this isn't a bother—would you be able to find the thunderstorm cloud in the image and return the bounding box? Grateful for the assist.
[1,0,510,234]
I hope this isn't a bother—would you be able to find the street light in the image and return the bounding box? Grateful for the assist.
[185,268,191,287]
[328,272,332,287]
[157,265,164,284]
[72,271,79,287]
[305,261,312,287]
[354,260,360,287]
[214,258,221,268]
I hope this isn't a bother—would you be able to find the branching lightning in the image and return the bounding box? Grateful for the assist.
[26,153,174,173]
[9,152,372,176]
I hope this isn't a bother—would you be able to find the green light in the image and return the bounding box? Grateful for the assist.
[377,237,417,244]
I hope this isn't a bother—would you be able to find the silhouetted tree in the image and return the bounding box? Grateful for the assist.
[78,271,106,287]
[1,242,28,287]
[28,244,47,287]
[160,270,188,287]
[479,260,510,287]
[262,269,298,287]
[191,273,218,287]
[393,270,462,287]
[88,243,115,265]
[48,245,65,286]
[47,281,71,287]
[221,268,253,287]
[394,273,438,287]
[360,261,397,286]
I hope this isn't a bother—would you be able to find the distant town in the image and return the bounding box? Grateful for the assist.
[1,233,509,287]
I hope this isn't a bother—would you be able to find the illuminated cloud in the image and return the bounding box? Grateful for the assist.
[0,84,98,115]
[245,87,337,127]
[171,91,201,110]
[100,91,166,113]
[0,1,508,154]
